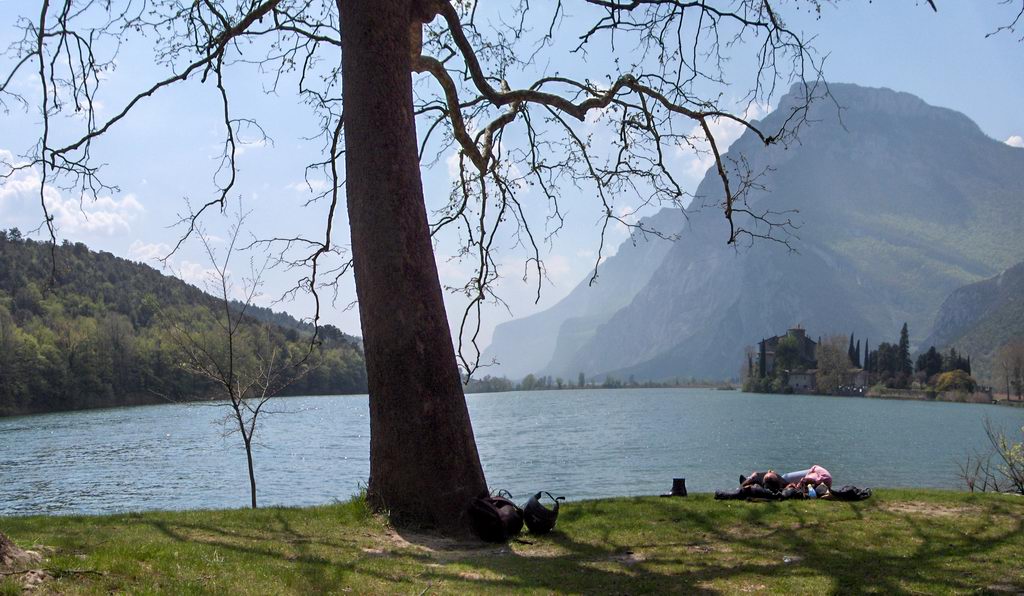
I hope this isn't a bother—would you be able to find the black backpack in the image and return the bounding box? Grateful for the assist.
[468,491,524,542]
[829,485,872,501]
[523,491,565,535]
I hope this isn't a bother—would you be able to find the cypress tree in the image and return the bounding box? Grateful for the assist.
[855,339,862,368]
[898,323,912,375]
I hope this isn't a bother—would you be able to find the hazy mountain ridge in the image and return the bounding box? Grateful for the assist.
[923,260,1024,382]
[485,83,1024,382]
[481,207,685,379]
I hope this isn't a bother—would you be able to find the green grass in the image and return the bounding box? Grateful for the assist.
[2,490,1022,594]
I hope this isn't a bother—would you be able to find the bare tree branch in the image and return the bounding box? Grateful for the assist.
[4,0,838,380]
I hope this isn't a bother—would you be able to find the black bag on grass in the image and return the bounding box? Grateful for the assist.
[829,485,872,501]
[781,486,806,500]
[523,491,565,535]
[468,491,524,542]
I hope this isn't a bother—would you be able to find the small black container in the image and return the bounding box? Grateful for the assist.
[660,478,687,497]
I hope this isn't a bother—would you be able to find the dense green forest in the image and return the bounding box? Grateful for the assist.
[0,230,367,416]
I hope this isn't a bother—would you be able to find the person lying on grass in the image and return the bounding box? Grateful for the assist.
[741,466,832,497]
[783,465,832,490]
[740,470,786,492]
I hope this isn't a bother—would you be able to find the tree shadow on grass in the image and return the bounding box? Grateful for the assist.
[145,513,376,592]
[140,508,519,593]
[395,496,1024,594]
[99,495,1024,594]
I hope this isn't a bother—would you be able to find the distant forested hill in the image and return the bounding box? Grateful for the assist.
[0,230,367,416]
[923,260,1024,383]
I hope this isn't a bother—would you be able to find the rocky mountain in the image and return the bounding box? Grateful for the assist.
[923,260,1024,382]
[483,83,1024,381]
[480,207,684,379]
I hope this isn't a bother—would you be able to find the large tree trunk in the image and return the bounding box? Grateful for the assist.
[339,0,488,532]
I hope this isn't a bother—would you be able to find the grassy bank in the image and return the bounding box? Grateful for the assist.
[2,490,1022,594]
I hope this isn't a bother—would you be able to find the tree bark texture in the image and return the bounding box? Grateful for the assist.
[339,0,488,531]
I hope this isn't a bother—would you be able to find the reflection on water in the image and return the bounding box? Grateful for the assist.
[2,389,1023,516]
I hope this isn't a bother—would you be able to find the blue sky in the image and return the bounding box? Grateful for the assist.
[1,1,1022,351]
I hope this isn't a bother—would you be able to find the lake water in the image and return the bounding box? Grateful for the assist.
[2,389,1023,516]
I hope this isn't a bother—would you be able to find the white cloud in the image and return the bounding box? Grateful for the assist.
[128,240,171,263]
[675,102,772,182]
[436,257,468,288]
[543,254,572,283]
[234,137,268,156]
[70,100,105,120]
[446,151,465,180]
[1006,135,1024,148]
[129,241,239,298]
[584,104,611,127]
[286,179,330,193]
[205,136,269,160]
[0,151,143,235]
[48,193,143,235]
[176,260,220,288]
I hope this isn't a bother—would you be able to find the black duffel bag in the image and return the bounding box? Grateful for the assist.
[468,491,524,542]
[829,485,872,501]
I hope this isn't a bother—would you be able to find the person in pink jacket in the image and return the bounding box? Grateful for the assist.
[783,465,832,489]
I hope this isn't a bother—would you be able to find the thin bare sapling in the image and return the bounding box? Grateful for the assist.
[165,208,317,509]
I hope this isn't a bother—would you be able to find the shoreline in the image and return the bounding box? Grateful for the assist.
[746,388,1024,409]
[5,384,1024,420]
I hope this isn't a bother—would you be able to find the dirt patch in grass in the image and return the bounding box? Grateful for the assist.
[608,550,645,564]
[2,568,51,591]
[722,524,774,540]
[422,563,507,583]
[688,543,718,554]
[986,583,1024,593]
[382,528,502,561]
[510,542,567,558]
[458,570,484,580]
[879,501,983,518]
